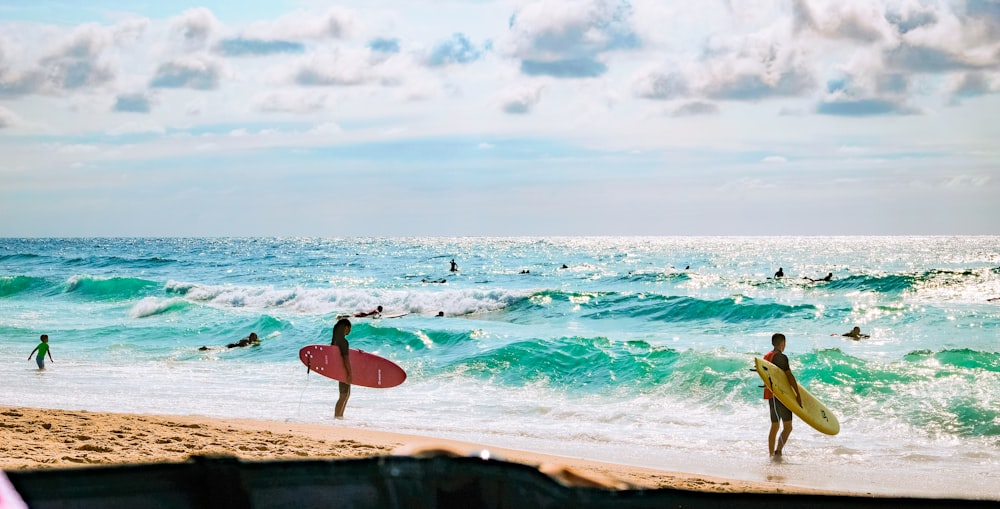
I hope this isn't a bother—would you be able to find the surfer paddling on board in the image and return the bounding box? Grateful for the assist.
[331,318,353,419]
[198,332,261,351]
[839,326,870,340]
[805,272,833,283]
[352,306,382,318]
[764,333,801,458]
[226,332,261,348]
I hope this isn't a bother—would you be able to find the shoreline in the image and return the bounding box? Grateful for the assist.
[1,405,843,496]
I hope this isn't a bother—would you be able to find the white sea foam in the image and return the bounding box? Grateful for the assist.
[164,280,530,316]
[128,297,187,318]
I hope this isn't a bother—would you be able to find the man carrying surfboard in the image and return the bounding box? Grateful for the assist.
[331,318,353,419]
[764,333,801,457]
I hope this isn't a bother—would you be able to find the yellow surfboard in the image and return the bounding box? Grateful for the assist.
[755,357,840,435]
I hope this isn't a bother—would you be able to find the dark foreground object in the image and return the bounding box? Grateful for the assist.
[7,455,998,509]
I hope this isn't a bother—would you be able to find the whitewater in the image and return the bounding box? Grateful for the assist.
[1,237,998,499]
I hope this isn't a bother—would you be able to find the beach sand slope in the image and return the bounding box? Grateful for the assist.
[0,406,834,495]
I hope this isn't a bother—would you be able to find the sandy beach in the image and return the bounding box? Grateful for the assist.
[0,405,842,496]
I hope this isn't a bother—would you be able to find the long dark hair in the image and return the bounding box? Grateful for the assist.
[331,318,351,344]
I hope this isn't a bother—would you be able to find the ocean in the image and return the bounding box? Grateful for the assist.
[1,237,998,499]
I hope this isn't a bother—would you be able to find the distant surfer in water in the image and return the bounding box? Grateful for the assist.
[764,333,801,458]
[331,318,353,419]
[353,306,382,318]
[773,268,784,278]
[839,327,870,340]
[226,332,261,348]
[805,272,833,283]
[450,259,458,272]
[199,332,261,351]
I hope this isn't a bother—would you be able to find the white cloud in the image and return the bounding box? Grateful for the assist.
[106,120,166,136]
[1,18,149,98]
[838,145,872,154]
[498,82,545,114]
[794,0,894,43]
[697,27,817,101]
[394,76,442,102]
[292,48,381,86]
[255,90,335,113]
[150,55,224,90]
[38,23,118,92]
[307,122,343,136]
[720,177,776,192]
[632,67,688,100]
[949,71,1000,102]
[56,143,100,154]
[171,8,221,51]
[113,92,153,113]
[243,7,360,41]
[762,155,788,164]
[0,105,22,128]
[185,97,207,116]
[499,0,640,78]
[113,17,151,46]
[671,101,718,116]
[944,174,991,189]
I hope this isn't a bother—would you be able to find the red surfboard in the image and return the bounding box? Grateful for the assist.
[299,345,406,388]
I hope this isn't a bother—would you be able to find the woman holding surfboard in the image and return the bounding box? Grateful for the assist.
[331,318,353,419]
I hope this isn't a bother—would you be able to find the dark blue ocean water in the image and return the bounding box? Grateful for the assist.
[1,237,998,498]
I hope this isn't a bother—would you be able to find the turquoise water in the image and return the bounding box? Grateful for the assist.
[1,237,998,498]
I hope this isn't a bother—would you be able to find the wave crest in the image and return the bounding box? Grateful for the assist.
[64,275,158,300]
[129,297,190,318]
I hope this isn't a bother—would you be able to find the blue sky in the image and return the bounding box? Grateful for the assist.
[1,0,998,236]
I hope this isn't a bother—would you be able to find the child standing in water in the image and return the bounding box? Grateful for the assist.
[28,334,54,370]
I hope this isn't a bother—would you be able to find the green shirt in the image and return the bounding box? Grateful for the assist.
[36,342,49,358]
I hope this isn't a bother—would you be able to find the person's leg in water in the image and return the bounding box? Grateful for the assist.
[768,421,780,456]
[775,418,792,455]
[335,382,350,419]
[768,397,793,456]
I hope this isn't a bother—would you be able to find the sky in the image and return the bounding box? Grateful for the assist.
[1,0,998,236]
